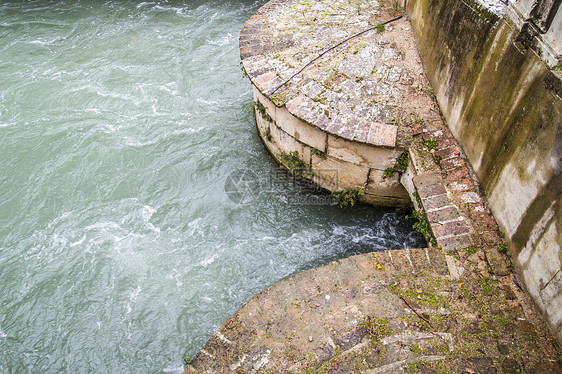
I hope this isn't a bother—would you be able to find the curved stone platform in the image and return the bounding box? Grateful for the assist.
[240,0,440,207]
[185,248,561,373]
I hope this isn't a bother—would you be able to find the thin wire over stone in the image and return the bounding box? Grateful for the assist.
[270,15,403,96]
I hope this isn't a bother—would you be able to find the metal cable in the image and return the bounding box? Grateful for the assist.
[270,15,403,96]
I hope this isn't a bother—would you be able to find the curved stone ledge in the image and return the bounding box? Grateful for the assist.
[241,0,442,207]
[185,248,561,373]
[254,88,410,207]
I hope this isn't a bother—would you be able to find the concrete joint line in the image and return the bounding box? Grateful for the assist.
[435,217,466,225]
[424,248,432,264]
[405,248,415,272]
[445,255,465,279]
[230,355,246,371]
[437,232,471,240]
[425,204,457,213]
[420,192,448,200]
[199,349,214,359]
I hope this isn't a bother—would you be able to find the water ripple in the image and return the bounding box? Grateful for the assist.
[0,0,424,373]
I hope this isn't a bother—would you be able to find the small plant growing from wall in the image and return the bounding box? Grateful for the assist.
[498,242,509,254]
[375,23,385,33]
[279,151,315,179]
[311,147,326,159]
[183,356,191,368]
[383,167,396,178]
[331,188,364,208]
[383,149,409,178]
[255,101,272,122]
[407,191,437,246]
[281,151,304,173]
[424,138,437,151]
[396,149,409,171]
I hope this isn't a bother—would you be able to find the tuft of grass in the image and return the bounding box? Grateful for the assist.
[374,23,385,33]
[279,151,314,179]
[424,138,437,151]
[361,317,394,340]
[498,242,508,254]
[255,101,272,122]
[383,149,409,179]
[332,188,364,208]
[383,167,395,178]
[311,147,326,159]
[396,149,409,172]
[407,191,437,246]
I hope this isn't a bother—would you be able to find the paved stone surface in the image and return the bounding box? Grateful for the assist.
[185,248,561,373]
[241,0,440,149]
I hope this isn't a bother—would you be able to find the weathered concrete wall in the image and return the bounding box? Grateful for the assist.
[253,88,411,207]
[405,0,562,342]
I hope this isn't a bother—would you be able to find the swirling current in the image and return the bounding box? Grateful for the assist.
[0,1,424,372]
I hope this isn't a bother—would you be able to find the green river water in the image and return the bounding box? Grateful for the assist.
[0,1,424,372]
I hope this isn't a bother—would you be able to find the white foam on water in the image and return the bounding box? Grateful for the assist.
[187,218,202,237]
[207,33,234,46]
[129,285,141,302]
[332,226,345,236]
[69,236,86,247]
[161,365,183,373]
[352,233,372,243]
[136,2,156,9]
[199,254,218,268]
[152,5,187,15]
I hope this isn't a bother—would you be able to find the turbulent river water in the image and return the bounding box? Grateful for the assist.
[0,1,424,372]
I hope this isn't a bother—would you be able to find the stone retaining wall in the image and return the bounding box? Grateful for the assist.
[253,89,410,207]
[404,0,562,342]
